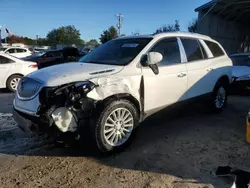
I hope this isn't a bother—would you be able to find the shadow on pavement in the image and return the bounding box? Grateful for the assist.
[0,88,12,93]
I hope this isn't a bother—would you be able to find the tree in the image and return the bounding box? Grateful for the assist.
[23,37,36,45]
[86,39,99,47]
[46,25,83,46]
[99,26,118,44]
[174,20,180,31]
[7,36,26,44]
[188,19,198,33]
[155,20,180,34]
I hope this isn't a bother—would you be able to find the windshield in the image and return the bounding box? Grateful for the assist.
[79,38,152,65]
[27,51,46,58]
[0,48,7,52]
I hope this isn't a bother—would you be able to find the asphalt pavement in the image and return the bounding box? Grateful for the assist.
[0,89,15,113]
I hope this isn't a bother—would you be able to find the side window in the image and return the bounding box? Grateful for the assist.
[7,49,16,54]
[16,49,24,53]
[46,52,54,57]
[54,51,63,57]
[150,38,181,66]
[0,56,13,64]
[204,40,224,57]
[181,38,203,62]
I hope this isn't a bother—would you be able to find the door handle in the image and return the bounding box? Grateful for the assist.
[207,68,213,72]
[177,73,187,77]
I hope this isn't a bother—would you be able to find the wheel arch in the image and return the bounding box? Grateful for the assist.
[6,73,23,87]
[214,75,230,89]
[96,93,141,120]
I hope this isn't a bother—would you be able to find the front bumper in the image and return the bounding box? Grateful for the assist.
[13,109,33,133]
[13,108,51,133]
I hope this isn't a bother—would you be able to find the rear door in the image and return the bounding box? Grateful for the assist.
[180,38,211,98]
[16,48,30,58]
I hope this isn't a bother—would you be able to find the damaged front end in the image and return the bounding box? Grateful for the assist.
[14,80,98,142]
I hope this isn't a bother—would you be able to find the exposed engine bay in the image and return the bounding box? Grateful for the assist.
[36,81,97,136]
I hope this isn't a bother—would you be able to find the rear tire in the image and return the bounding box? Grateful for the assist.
[210,81,228,113]
[91,99,139,153]
[6,75,22,92]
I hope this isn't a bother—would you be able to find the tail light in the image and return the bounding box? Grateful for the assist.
[29,64,38,68]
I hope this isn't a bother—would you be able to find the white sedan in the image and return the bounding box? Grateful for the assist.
[0,47,33,58]
[0,52,38,91]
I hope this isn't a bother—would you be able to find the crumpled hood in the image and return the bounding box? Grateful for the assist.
[27,62,124,87]
[232,66,250,77]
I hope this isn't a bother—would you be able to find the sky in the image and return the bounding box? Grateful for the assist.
[0,0,208,41]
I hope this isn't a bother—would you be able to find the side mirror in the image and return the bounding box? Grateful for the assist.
[141,52,162,75]
[147,52,163,65]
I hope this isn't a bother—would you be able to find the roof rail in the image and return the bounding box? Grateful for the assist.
[153,31,211,39]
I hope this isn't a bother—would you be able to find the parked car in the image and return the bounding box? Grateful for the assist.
[23,47,80,69]
[230,53,250,92]
[0,52,37,91]
[79,47,94,56]
[0,47,33,58]
[33,48,47,53]
[13,32,232,153]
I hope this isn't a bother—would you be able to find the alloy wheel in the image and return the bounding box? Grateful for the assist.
[103,108,134,147]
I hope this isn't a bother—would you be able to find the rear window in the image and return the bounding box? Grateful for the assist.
[230,55,250,66]
[204,40,224,57]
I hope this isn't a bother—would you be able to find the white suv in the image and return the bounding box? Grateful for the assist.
[13,32,232,153]
[0,47,32,58]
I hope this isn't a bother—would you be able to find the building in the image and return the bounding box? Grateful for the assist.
[195,0,250,54]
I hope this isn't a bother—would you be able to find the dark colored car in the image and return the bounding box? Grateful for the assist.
[79,47,94,56]
[23,47,80,69]
[230,53,250,92]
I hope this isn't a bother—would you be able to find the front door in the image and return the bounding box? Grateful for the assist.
[142,37,188,116]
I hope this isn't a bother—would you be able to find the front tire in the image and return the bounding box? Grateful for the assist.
[6,75,22,92]
[211,81,228,113]
[92,99,139,153]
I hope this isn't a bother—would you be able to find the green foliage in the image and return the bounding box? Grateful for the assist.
[46,25,83,45]
[174,20,180,31]
[86,39,99,47]
[23,37,36,45]
[36,38,49,46]
[155,20,180,34]
[188,19,198,33]
[99,26,118,44]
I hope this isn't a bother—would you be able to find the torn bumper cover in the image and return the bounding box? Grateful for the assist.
[13,81,97,135]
